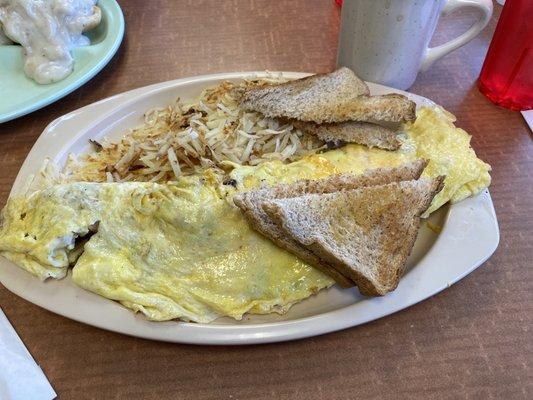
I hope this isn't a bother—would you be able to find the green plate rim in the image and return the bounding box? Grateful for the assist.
[0,0,125,124]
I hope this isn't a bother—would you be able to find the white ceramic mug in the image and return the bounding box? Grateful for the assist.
[337,0,493,89]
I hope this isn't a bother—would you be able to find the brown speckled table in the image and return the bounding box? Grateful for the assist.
[0,1,532,399]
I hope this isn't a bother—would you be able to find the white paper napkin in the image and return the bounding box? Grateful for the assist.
[521,110,533,133]
[0,309,56,400]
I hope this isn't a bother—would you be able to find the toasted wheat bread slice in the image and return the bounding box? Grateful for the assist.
[262,177,444,296]
[244,67,370,112]
[327,93,416,123]
[240,68,416,123]
[233,160,428,287]
[293,120,401,150]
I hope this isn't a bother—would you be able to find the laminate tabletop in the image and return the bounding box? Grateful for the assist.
[0,1,531,399]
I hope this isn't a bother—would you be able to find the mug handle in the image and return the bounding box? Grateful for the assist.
[420,0,493,72]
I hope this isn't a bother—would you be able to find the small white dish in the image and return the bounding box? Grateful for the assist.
[0,72,499,344]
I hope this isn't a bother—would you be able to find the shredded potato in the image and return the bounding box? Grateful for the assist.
[55,78,326,183]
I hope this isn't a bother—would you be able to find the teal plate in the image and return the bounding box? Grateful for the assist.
[0,0,124,123]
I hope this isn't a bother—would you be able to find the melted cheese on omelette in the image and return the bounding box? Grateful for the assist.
[0,106,491,322]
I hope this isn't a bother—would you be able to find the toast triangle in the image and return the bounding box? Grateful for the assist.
[240,68,416,123]
[233,160,428,288]
[262,177,444,295]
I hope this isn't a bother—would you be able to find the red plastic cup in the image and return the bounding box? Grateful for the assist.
[478,0,533,111]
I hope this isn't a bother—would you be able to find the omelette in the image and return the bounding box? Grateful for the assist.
[0,106,491,323]
[0,177,332,323]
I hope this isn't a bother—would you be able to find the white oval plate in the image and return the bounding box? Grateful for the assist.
[0,72,499,344]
